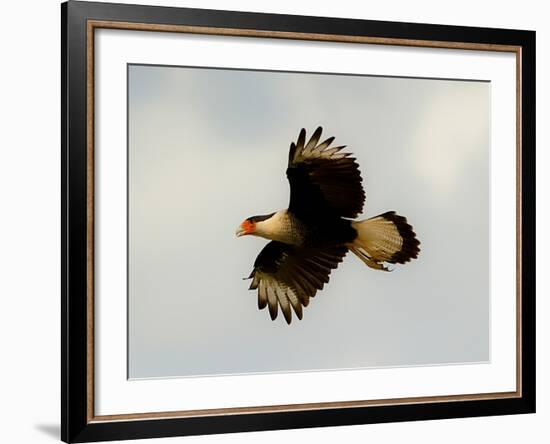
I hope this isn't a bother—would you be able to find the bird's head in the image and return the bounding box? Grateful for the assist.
[236,213,276,238]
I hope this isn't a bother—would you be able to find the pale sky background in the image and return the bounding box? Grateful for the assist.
[128,64,490,379]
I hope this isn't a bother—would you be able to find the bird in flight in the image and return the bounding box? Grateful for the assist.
[236,127,420,324]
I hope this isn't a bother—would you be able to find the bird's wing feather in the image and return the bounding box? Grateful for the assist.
[248,241,347,323]
[287,127,365,219]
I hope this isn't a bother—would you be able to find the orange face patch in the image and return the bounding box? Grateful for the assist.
[241,219,256,235]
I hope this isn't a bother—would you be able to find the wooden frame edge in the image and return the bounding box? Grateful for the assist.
[89,19,522,52]
[90,391,520,423]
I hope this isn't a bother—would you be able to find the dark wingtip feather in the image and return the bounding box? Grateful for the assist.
[297,128,306,149]
[305,126,323,151]
[291,299,303,320]
[318,136,335,149]
[258,297,267,310]
[312,126,322,140]
[282,309,292,324]
[268,303,278,321]
[288,142,296,164]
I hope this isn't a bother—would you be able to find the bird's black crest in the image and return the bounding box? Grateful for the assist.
[247,213,275,223]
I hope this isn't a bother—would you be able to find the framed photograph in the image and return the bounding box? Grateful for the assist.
[61,1,536,442]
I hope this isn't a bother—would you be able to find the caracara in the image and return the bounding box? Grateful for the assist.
[236,127,420,324]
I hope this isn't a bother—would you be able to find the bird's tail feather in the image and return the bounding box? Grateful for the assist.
[348,211,420,271]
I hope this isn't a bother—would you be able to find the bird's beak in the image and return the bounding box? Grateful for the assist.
[236,225,246,237]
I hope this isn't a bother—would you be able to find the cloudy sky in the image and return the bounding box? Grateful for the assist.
[128,64,490,379]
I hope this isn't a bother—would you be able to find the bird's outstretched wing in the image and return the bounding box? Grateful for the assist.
[287,127,365,219]
[248,241,347,324]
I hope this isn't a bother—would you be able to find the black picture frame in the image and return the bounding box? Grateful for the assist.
[61,1,536,442]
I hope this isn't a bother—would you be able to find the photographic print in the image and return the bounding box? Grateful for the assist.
[128,64,490,379]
